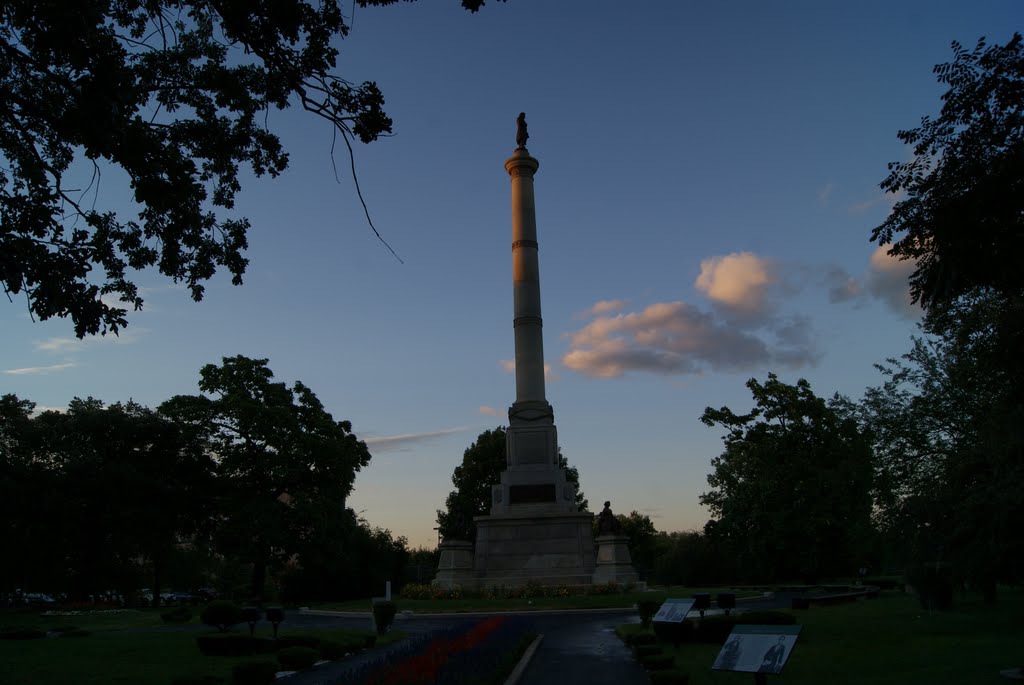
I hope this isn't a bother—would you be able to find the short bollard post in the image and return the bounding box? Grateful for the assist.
[265,607,285,639]
[241,606,260,637]
[693,593,711,619]
[717,592,736,616]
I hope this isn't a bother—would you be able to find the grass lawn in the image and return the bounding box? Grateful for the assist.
[619,589,1024,684]
[315,586,760,613]
[0,609,402,685]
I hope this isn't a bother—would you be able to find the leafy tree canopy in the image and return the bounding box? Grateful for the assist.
[436,426,587,541]
[871,33,1023,313]
[0,0,498,337]
[160,355,371,599]
[861,290,1024,598]
[700,374,874,583]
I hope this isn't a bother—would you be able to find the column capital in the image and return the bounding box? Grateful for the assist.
[505,148,539,178]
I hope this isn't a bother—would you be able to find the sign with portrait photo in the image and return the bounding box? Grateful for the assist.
[651,598,696,623]
[712,624,801,674]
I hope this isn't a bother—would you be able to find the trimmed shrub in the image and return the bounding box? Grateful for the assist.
[640,654,675,671]
[637,599,661,628]
[162,606,193,623]
[170,676,225,685]
[318,638,346,660]
[274,635,321,650]
[277,646,318,671]
[0,627,46,640]
[196,634,274,657]
[201,601,243,633]
[650,669,690,685]
[629,631,657,646]
[58,629,91,638]
[231,660,278,685]
[634,644,662,658]
[361,632,377,649]
[653,620,693,646]
[372,600,397,635]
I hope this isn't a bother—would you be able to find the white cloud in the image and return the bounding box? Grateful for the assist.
[584,299,628,317]
[30,405,67,416]
[819,247,919,318]
[364,426,470,453]
[35,328,145,353]
[478,405,500,417]
[817,183,835,206]
[562,301,819,379]
[1,362,77,375]
[695,252,775,314]
[866,245,919,317]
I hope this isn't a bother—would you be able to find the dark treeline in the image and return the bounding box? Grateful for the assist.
[0,356,408,607]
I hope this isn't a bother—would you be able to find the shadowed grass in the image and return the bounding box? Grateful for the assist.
[0,616,403,685]
[618,589,1024,684]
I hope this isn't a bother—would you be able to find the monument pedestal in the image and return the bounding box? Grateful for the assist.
[474,510,595,587]
[432,540,475,589]
[592,533,640,586]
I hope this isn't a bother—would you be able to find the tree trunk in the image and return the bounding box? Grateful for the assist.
[152,554,163,608]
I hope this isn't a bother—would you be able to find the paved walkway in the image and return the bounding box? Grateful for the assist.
[280,609,648,685]
[276,594,797,685]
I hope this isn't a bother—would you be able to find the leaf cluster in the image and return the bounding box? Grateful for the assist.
[0,0,394,336]
[872,33,1024,312]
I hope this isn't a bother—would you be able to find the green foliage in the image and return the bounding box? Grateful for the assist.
[161,356,373,601]
[0,0,399,337]
[273,635,320,650]
[634,644,662,658]
[871,33,1024,312]
[57,629,92,638]
[0,626,46,640]
[162,606,194,623]
[200,601,244,633]
[195,634,274,657]
[629,631,658,646]
[652,530,735,586]
[862,292,1024,597]
[614,511,662,577]
[649,670,690,685]
[231,660,279,685]
[637,599,661,628]
[317,639,346,660]
[436,427,588,541]
[640,653,675,671]
[170,676,226,685]
[907,563,954,611]
[701,374,874,583]
[372,600,397,635]
[276,646,318,671]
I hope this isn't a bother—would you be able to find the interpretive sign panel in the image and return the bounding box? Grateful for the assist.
[712,625,801,674]
[652,598,695,623]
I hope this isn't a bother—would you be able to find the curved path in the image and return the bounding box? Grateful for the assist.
[280,593,796,685]
[281,609,647,685]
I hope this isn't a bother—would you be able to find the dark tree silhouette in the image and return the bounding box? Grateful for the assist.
[0,0,502,336]
[700,374,874,583]
[436,426,587,541]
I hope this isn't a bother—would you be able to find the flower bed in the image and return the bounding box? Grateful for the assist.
[337,616,536,685]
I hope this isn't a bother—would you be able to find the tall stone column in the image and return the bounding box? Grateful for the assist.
[470,114,596,588]
[487,116,574,513]
[505,148,551,420]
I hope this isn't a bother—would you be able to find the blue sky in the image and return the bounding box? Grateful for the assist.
[2,1,1020,548]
